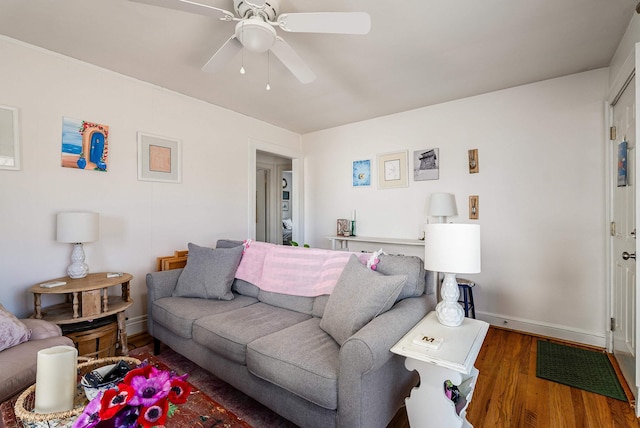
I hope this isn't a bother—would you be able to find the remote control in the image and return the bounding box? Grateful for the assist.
[40,281,67,288]
[106,272,123,278]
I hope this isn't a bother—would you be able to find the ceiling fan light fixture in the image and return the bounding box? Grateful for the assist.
[235,19,276,53]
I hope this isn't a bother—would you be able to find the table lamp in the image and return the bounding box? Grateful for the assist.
[424,223,480,327]
[428,193,458,223]
[56,212,100,279]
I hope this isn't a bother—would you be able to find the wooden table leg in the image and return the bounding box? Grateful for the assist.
[33,293,42,319]
[117,311,129,356]
[72,292,79,318]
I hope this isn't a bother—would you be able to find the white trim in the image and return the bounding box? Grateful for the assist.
[477,311,606,348]
[126,314,147,337]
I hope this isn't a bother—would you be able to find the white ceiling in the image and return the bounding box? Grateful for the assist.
[0,0,635,134]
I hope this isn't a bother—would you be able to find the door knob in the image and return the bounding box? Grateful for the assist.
[622,251,636,260]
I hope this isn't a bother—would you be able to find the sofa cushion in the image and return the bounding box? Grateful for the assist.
[20,319,62,341]
[320,255,407,345]
[193,303,311,365]
[152,295,258,339]
[247,318,340,410]
[231,279,260,298]
[258,290,315,315]
[173,243,243,300]
[376,254,426,300]
[0,304,31,352]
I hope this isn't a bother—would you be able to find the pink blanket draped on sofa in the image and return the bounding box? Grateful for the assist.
[235,241,370,296]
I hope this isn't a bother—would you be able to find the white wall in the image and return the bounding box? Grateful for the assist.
[0,37,300,329]
[302,69,609,346]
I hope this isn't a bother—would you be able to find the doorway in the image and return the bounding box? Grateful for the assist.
[248,138,303,246]
[255,149,293,244]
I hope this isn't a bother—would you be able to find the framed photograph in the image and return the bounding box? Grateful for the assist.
[618,141,628,187]
[0,105,20,170]
[283,191,290,200]
[282,201,290,211]
[413,148,439,181]
[352,159,371,187]
[337,219,350,236]
[377,150,408,189]
[137,132,182,183]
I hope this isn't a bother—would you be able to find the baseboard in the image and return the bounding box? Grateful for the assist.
[126,314,148,337]
[477,311,606,348]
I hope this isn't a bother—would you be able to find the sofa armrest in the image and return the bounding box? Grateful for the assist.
[146,269,182,302]
[337,294,432,428]
[20,319,62,341]
[340,294,431,374]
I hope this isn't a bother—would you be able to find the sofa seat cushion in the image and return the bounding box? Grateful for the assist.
[247,318,340,410]
[152,295,258,339]
[192,303,311,365]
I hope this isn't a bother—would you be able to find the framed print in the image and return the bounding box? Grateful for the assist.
[282,201,290,211]
[413,148,439,181]
[377,150,408,189]
[352,159,371,187]
[137,132,182,183]
[61,117,109,171]
[618,141,628,187]
[0,105,20,170]
[283,191,290,200]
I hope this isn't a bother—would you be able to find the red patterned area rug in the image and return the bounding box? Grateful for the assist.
[130,345,299,428]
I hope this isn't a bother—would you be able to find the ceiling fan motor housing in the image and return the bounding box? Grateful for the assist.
[235,18,277,53]
[234,0,278,20]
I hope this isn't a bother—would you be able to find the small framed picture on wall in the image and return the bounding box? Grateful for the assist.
[377,150,408,189]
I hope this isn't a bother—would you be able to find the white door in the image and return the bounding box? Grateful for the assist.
[611,74,637,401]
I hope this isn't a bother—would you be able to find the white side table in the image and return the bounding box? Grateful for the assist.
[391,311,489,427]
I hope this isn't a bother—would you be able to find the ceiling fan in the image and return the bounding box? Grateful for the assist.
[130,0,371,84]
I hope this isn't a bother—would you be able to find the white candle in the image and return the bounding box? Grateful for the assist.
[34,345,77,413]
[351,210,356,221]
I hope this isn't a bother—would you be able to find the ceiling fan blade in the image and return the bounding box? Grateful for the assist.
[277,12,371,35]
[129,0,235,21]
[202,35,243,73]
[270,38,316,84]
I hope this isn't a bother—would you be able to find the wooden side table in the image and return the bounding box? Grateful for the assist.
[28,273,133,355]
[391,311,489,427]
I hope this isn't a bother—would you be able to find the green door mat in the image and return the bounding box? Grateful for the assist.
[536,340,626,401]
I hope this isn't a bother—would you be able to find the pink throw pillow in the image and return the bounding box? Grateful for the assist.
[0,304,31,352]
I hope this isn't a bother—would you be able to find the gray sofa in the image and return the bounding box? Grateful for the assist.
[146,240,435,428]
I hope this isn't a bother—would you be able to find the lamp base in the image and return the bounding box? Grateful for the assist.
[436,273,464,327]
[67,243,89,279]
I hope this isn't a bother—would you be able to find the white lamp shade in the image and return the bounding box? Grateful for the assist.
[56,212,99,243]
[424,223,481,274]
[428,193,458,217]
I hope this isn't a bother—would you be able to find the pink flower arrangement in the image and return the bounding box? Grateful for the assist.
[73,363,192,428]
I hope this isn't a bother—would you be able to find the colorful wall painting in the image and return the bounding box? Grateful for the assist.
[61,117,109,171]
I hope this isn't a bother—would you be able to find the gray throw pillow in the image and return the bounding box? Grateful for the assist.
[376,254,426,300]
[173,243,243,300]
[320,255,407,345]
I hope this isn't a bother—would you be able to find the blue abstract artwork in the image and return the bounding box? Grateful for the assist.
[352,159,371,187]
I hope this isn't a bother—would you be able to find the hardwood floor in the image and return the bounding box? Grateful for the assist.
[128,328,640,428]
